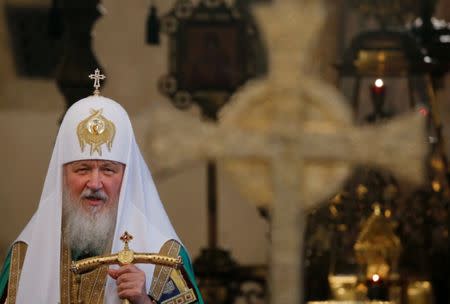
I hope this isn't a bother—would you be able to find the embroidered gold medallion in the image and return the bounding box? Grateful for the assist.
[77,109,115,156]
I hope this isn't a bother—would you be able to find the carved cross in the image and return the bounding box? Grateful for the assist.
[143,80,426,304]
[89,68,106,96]
[139,1,427,304]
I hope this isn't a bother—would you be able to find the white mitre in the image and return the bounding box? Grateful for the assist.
[15,96,180,304]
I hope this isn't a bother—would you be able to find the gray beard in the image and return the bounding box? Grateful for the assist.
[62,187,118,260]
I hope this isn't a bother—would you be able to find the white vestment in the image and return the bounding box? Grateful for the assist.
[15,96,180,304]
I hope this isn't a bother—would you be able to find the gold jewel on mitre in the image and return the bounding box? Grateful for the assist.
[77,108,116,156]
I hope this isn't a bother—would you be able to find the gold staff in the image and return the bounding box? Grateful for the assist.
[71,231,183,304]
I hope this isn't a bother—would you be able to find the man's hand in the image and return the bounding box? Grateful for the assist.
[108,264,153,304]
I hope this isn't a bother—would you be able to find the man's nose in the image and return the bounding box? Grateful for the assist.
[86,170,103,190]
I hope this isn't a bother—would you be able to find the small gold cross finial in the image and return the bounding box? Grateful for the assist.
[120,231,133,250]
[89,68,106,96]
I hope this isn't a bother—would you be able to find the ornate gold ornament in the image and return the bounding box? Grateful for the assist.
[354,204,401,279]
[77,108,116,156]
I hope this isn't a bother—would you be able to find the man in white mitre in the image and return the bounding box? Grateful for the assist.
[0,78,203,304]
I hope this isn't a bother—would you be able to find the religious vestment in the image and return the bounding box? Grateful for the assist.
[0,93,204,304]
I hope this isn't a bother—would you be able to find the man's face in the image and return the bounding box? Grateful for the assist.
[63,160,125,214]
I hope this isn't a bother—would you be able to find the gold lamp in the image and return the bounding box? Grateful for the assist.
[354,204,402,301]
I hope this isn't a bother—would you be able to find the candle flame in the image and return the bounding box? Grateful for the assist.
[374,79,384,88]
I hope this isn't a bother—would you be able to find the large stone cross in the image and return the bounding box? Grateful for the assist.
[137,1,427,303]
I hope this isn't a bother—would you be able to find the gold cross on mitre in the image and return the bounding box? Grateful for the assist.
[89,68,106,96]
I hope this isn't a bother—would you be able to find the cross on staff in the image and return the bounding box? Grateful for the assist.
[120,231,133,251]
[89,68,106,96]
